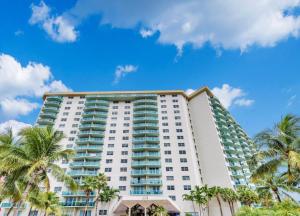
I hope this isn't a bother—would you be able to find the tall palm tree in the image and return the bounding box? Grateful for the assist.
[220,188,238,216]
[209,186,224,216]
[252,114,300,184]
[182,193,196,214]
[0,126,76,216]
[192,186,209,215]
[98,186,119,214]
[152,205,168,216]
[236,186,259,207]
[94,173,108,216]
[81,176,98,216]
[28,191,61,216]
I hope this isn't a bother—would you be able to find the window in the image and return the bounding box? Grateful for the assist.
[119,176,127,181]
[124,117,130,120]
[105,168,112,172]
[166,167,173,171]
[113,101,119,104]
[72,124,78,127]
[124,123,130,127]
[172,94,177,97]
[75,112,81,115]
[161,111,167,114]
[167,185,175,190]
[177,136,184,140]
[112,106,118,109]
[180,158,188,163]
[123,137,129,140]
[175,116,181,120]
[175,122,182,126]
[63,112,69,116]
[109,137,115,140]
[120,167,127,172]
[161,105,167,108]
[54,187,62,192]
[182,176,190,180]
[110,123,116,127]
[166,176,174,180]
[165,158,172,163]
[66,144,73,148]
[68,96,73,99]
[80,96,85,99]
[162,123,168,126]
[163,129,169,133]
[66,101,72,104]
[106,159,113,163]
[74,118,80,121]
[169,196,176,201]
[184,185,191,190]
[173,105,179,108]
[123,130,129,133]
[61,118,67,122]
[160,95,166,97]
[77,107,83,110]
[181,167,189,171]
[164,150,171,155]
[107,151,113,155]
[119,186,126,191]
[178,143,185,147]
[163,136,170,140]
[160,100,166,103]
[164,143,170,147]
[99,210,107,215]
[59,124,65,128]
[70,130,77,134]
[111,117,117,120]
[176,129,183,132]
[65,107,71,110]
[125,101,131,103]
[78,101,84,104]
[121,151,128,155]
[174,110,180,114]
[172,99,178,102]
[122,143,128,148]
[124,111,130,115]
[108,144,114,148]
[179,150,186,154]
[68,137,75,141]
[121,159,128,163]
[112,111,118,115]
[109,130,116,134]
[125,106,130,109]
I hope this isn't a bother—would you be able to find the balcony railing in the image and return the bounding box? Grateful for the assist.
[131,161,161,167]
[68,170,98,176]
[131,179,162,185]
[131,170,161,176]
[132,152,160,158]
[130,190,162,195]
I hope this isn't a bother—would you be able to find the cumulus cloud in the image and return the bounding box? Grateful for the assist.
[212,84,254,109]
[0,120,31,135]
[0,53,71,118]
[113,65,138,84]
[29,1,77,42]
[185,89,195,95]
[48,0,300,51]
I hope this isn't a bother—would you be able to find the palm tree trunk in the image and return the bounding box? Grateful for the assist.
[231,202,235,215]
[84,193,90,216]
[216,196,223,216]
[207,203,210,216]
[7,203,15,216]
[272,189,281,202]
[27,206,32,216]
[94,199,98,216]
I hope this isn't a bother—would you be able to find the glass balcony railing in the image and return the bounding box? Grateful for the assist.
[60,202,94,207]
[68,170,98,176]
[73,153,101,159]
[44,100,61,107]
[130,190,162,195]
[39,112,57,119]
[46,96,63,102]
[133,111,158,117]
[78,131,105,137]
[84,105,109,111]
[37,118,55,125]
[131,170,161,176]
[74,145,103,151]
[70,161,100,168]
[76,138,103,144]
[81,117,107,123]
[132,144,160,151]
[42,106,59,113]
[62,191,96,196]
[131,160,161,167]
[85,100,109,106]
[133,117,158,123]
[131,179,162,185]
[132,137,160,144]
[133,105,157,111]
[132,152,160,158]
[79,124,106,130]
[82,111,107,117]
[133,99,157,106]
[132,130,159,137]
[133,123,158,129]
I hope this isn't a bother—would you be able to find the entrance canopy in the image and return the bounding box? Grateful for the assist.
[113,195,181,214]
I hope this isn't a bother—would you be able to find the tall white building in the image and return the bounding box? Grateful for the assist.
[1,87,256,216]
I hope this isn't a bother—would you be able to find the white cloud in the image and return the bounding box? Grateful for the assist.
[113,65,138,84]
[212,84,254,109]
[29,1,78,43]
[58,0,300,52]
[185,89,195,95]
[0,120,31,135]
[140,29,155,38]
[0,99,39,117]
[287,95,297,106]
[0,53,71,118]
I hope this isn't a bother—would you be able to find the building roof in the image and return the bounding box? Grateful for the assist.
[43,86,214,100]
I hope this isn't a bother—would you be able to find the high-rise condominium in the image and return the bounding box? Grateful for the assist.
[0,87,256,216]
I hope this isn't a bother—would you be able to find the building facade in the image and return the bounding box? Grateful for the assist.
[0,87,256,216]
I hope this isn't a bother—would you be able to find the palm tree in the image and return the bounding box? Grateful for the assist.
[28,191,61,216]
[192,186,209,215]
[98,186,119,214]
[236,186,259,206]
[182,193,196,214]
[81,176,98,216]
[252,114,300,184]
[152,205,168,216]
[94,173,108,216]
[0,126,76,216]
[209,186,224,216]
[220,188,238,216]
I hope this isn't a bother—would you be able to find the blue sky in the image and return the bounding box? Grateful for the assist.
[0,0,299,137]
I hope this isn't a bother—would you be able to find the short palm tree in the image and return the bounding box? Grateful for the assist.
[182,193,196,214]
[81,176,98,216]
[152,205,168,216]
[236,186,259,207]
[220,188,238,216]
[94,173,108,216]
[252,114,300,184]
[0,126,76,215]
[28,191,61,216]
[192,186,209,215]
[98,186,119,213]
